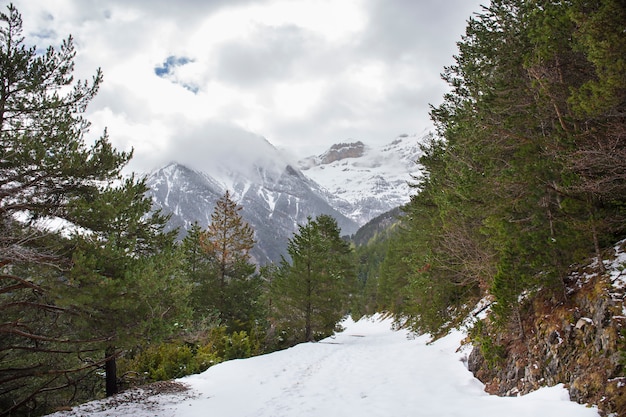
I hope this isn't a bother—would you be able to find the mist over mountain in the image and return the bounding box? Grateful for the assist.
[146,133,427,264]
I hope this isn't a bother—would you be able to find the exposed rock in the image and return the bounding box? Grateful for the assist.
[468,255,626,416]
[319,141,366,164]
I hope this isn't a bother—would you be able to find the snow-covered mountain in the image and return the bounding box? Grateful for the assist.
[146,138,359,264]
[147,133,426,264]
[298,134,424,225]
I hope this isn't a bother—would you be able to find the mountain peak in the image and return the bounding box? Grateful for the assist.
[297,135,426,225]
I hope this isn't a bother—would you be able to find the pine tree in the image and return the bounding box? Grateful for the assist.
[180,221,216,320]
[201,191,255,287]
[181,221,210,277]
[272,215,356,343]
[198,191,259,330]
[0,5,188,413]
[62,177,187,396]
[564,0,626,257]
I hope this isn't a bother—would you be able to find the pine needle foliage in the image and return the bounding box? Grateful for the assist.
[272,215,357,344]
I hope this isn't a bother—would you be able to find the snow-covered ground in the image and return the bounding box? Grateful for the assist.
[47,315,599,417]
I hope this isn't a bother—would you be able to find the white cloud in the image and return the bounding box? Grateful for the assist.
[11,0,486,172]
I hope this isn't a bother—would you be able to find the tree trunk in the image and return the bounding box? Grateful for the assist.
[305,300,312,342]
[105,346,118,397]
[305,263,313,342]
[588,202,605,273]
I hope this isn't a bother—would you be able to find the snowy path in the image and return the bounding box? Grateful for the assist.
[49,316,600,417]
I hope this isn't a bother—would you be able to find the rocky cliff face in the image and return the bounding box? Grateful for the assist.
[319,141,366,164]
[468,241,626,416]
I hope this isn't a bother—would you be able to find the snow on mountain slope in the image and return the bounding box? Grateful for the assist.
[146,132,427,262]
[298,134,425,225]
[45,315,600,417]
[147,143,359,264]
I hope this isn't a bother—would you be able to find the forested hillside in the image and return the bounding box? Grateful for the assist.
[369,1,626,414]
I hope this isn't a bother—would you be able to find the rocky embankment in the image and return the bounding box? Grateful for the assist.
[468,242,626,416]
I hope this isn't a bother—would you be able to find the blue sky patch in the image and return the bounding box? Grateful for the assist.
[154,55,193,77]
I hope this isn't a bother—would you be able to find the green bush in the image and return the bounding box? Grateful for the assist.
[469,320,506,370]
[120,342,202,382]
[119,327,257,384]
[223,331,253,360]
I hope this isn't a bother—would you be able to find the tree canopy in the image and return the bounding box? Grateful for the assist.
[3,0,625,414]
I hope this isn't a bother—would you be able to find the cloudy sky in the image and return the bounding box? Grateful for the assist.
[13,0,485,173]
